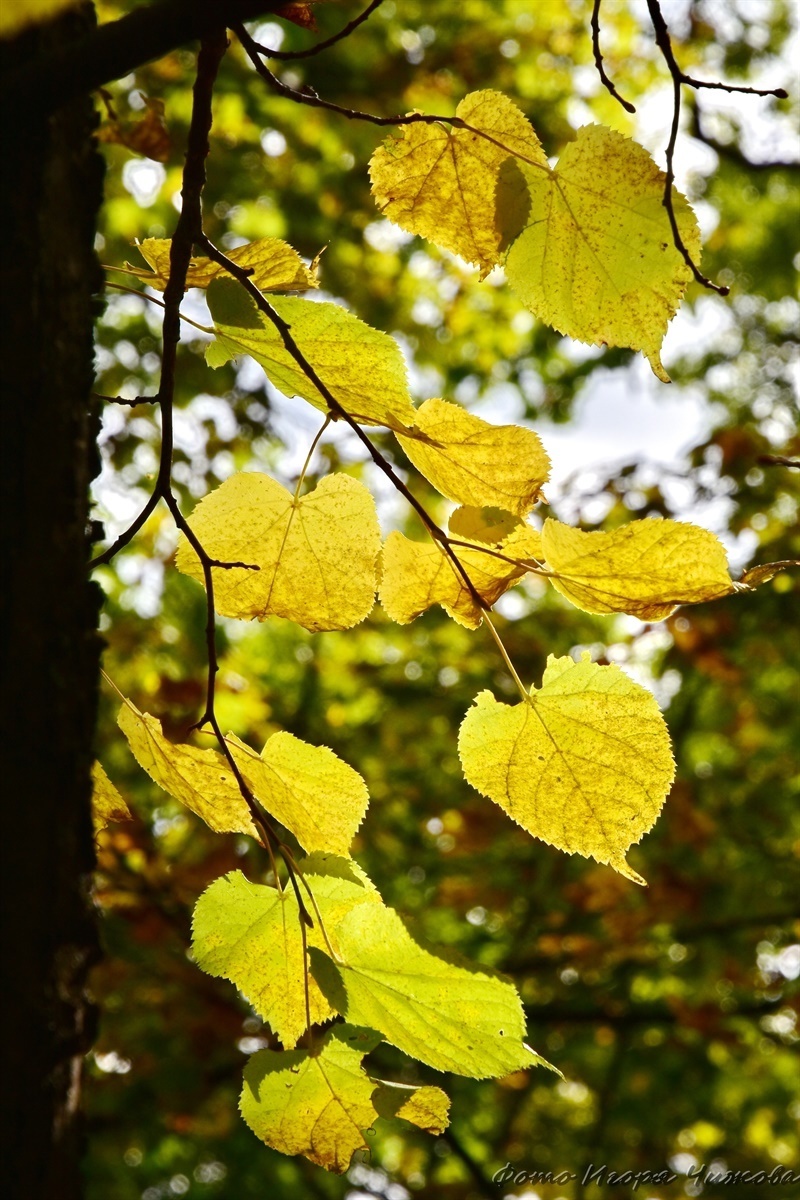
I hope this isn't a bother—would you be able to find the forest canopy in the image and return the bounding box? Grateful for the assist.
[8,1,798,1198]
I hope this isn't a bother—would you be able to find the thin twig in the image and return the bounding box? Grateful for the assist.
[252,0,384,61]
[645,0,729,295]
[92,392,153,407]
[590,0,635,113]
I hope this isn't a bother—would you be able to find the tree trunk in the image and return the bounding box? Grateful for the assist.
[0,6,104,1198]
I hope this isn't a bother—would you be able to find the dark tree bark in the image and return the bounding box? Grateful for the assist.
[0,6,104,1198]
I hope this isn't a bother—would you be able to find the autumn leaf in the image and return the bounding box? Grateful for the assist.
[458,653,675,884]
[97,96,171,162]
[226,732,369,857]
[370,90,549,277]
[205,278,417,431]
[240,1025,381,1172]
[500,124,700,381]
[448,505,526,544]
[192,857,378,1049]
[126,236,318,293]
[310,902,550,1078]
[175,471,380,632]
[117,699,257,837]
[91,761,132,833]
[380,519,541,629]
[372,1082,451,1134]
[541,517,735,618]
[397,398,550,516]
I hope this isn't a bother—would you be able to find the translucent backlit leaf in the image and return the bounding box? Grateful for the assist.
[205,278,416,431]
[192,857,378,1048]
[240,1025,381,1171]
[227,732,369,857]
[380,521,541,629]
[176,471,380,632]
[126,237,318,292]
[396,399,550,516]
[91,761,132,833]
[458,653,675,884]
[311,903,549,1078]
[370,90,548,277]
[542,517,735,618]
[373,1082,451,1134]
[501,124,700,381]
[448,505,525,545]
[117,699,256,837]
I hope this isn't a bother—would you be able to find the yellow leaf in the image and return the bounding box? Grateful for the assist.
[117,699,256,837]
[193,858,379,1049]
[458,653,675,884]
[0,0,79,38]
[176,472,380,632]
[240,1025,381,1171]
[397,399,550,516]
[373,1082,451,1134]
[227,732,369,857]
[370,90,549,277]
[206,278,417,432]
[448,505,526,544]
[542,517,734,618]
[501,124,700,381]
[91,761,132,833]
[380,521,541,629]
[127,237,318,293]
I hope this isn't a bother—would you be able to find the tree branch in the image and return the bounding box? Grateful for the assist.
[2,0,281,114]
[253,0,385,61]
[590,0,635,113]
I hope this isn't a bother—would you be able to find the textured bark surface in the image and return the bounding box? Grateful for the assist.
[0,7,104,1198]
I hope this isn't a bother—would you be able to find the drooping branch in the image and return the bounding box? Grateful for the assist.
[644,0,728,295]
[589,0,787,296]
[252,0,385,61]
[590,0,635,113]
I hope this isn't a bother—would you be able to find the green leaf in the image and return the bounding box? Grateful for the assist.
[175,471,380,632]
[192,857,379,1049]
[227,731,369,857]
[206,278,417,431]
[240,1025,381,1172]
[458,653,675,884]
[311,902,550,1078]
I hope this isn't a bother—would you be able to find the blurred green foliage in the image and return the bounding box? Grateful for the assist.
[87,2,798,1198]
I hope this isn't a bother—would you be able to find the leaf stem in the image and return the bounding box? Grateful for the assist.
[481,613,529,703]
